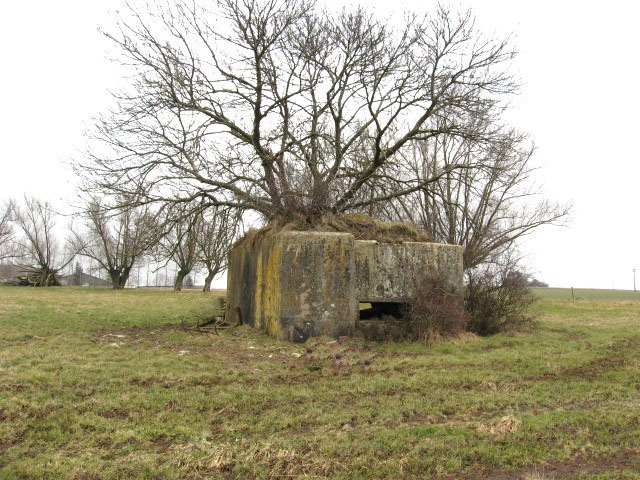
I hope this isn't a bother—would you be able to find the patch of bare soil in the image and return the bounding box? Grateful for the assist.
[98,407,131,420]
[94,323,179,339]
[445,448,640,479]
[144,433,177,454]
[92,324,304,371]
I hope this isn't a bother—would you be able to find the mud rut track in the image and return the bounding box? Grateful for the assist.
[445,447,640,479]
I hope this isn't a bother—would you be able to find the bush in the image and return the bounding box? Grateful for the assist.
[367,259,537,343]
[404,272,469,343]
[464,266,537,336]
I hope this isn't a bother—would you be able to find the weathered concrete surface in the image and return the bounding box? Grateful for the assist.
[355,241,464,302]
[226,231,463,342]
[226,232,356,342]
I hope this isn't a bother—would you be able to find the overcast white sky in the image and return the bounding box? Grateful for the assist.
[1,0,639,289]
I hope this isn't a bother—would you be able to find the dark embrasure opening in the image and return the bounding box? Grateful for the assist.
[358,302,405,320]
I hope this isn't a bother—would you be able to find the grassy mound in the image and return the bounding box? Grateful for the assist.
[237,213,431,247]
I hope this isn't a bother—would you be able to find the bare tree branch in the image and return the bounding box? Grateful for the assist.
[376,127,571,269]
[157,205,202,291]
[0,200,15,262]
[196,207,242,292]
[76,0,518,223]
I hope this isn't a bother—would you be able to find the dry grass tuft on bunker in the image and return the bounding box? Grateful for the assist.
[236,212,431,248]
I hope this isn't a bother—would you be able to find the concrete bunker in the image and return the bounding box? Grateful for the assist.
[226,231,463,342]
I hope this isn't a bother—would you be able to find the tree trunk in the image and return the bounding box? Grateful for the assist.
[110,270,130,289]
[38,270,49,287]
[38,269,48,287]
[37,267,58,287]
[202,267,219,292]
[110,272,124,289]
[202,274,213,292]
[174,270,188,292]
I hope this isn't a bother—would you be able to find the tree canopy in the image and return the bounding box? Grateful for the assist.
[78,0,518,223]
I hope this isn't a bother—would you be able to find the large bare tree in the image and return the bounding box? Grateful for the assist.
[71,199,159,289]
[78,0,518,223]
[0,200,15,262]
[197,207,242,292]
[12,197,74,286]
[374,128,570,269]
[158,211,201,291]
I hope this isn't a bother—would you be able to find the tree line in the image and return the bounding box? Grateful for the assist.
[0,196,241,291]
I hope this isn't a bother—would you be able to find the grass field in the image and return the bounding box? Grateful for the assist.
[534,288,640,302]
[1,287,639,479]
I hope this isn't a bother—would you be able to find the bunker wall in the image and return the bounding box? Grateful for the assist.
[226,231,357,342]
[277,232,356,341]
[226,231,464,342]
[354,241,464,303]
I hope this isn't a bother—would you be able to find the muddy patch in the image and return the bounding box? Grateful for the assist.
[92,324,307,372]
[446,448,640,479]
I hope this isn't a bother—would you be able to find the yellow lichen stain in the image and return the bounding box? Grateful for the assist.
[254,249,263,329]
[337,239,350,273]
[227,248,244,325]
[261,241,282,338]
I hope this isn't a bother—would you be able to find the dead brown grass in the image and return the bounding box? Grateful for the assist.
[476,415,521,435]
[236,213,431,247]
[171,439,342,479]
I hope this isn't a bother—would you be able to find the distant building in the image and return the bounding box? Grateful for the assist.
[0,263,21,283]
[59,272,111,287]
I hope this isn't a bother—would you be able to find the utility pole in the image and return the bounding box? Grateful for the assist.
[634,268,637,292]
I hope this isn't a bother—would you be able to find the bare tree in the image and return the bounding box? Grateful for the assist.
[71,198,159,289]
[12,197,74,286]
[376,128,570,269]
[197,208,242,292]
[159,212,201,291]
[0,200,15,261]
[78,0,518,223]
